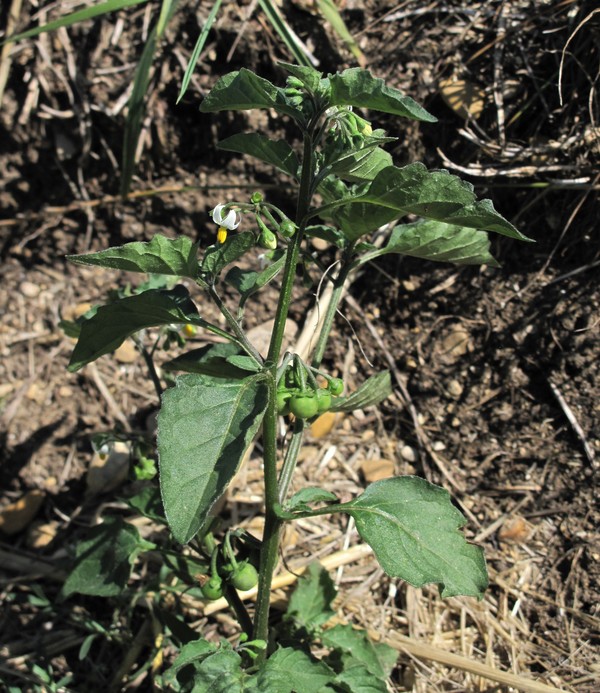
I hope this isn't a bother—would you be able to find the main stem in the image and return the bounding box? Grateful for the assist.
[253,134,315,654]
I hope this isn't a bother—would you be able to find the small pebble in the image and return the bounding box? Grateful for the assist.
[20,281,40,298]
[431,440,446,451]
[400,444,417,462]
[447,379,464,398]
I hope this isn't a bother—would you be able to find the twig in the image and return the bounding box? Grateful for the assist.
[548,379,596,468]
[558,9,600,106]
[0,0,24,106]
[380,630,568,693]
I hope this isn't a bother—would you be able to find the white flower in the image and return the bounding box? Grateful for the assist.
[211,203,241,243]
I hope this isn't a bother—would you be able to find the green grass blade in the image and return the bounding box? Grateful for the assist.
[120,26,158,197]
[257,0,316,67]
[120,0,180,196]
[316,0,365,66]
[3,0,148,44]
[177,0,222,104]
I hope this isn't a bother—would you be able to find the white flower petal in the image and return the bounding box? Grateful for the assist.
[210,203,241,230]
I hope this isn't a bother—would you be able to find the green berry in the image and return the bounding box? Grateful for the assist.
[202,577,223,600]
[289,394,319,419]
[259,228,277,250]
[230,561,258,591]
[276,390,291,415]
[279,220,297,238]
[328,378,344,396]
[315,388,332,413]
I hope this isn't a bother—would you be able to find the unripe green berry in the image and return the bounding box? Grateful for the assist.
[279,220,297,238]
[289,393,319,419]
[328,378,344,396]
[202,577,223,600]
[315,388,332,413]
[276,390,291,415]
[230,561,258,591]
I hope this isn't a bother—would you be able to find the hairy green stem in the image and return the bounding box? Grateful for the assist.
[208,285,263,365]
[278,418,305,503]
[253,134,316,657]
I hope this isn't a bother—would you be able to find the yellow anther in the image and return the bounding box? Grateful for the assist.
[217,227,228,244]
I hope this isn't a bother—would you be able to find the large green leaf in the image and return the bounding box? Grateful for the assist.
[279,62,323,92]
[67,234,200,278]
[252,648,337,693]
[330,371,392,413]
[355,220,499,267]
[321,163,528,241]
[218,133,300,178]
[329,69,437,122]
[68,285,208,371]
[190,646,246,692]
[321,625,397,680]
[198,69,298,120]
[329,145,393,183]
[286,562,337,629]
[344,477,488,598]
[334,660,389,693]
[157,373,268,544]
[63,516,154,597]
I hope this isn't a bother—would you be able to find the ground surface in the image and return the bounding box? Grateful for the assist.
[0,0,599,691]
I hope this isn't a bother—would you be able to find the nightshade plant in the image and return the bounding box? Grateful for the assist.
[65,64,528,689]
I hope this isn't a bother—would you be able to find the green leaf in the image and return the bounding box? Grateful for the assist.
[330,371,392,412]
[163,639,218,687]
[67,235,200,278]
[329,144,393,183]
[163,342,252,379]
[356,220,499,267]
[279,62,323,92]
[344,476,488,598]
[329,69,437,122]
[304,225,346,248]
[199,69,298,120]
[286,562,337,629]
[218,133,300,178]
[334,659,389,693]
[252,648,337,692]
[63,516,153,597]
[125,485,165,523]
[177,0,222,103]
[324,163,528,241]
[68,285,207,371]
[189,645,246,692]
[287,488,338,513]
[226,355,262,373]
[321,625,397,679]
[202,232,256,277]
[224,250,286,306]
[158,373,268,544]
[2,0,148,44]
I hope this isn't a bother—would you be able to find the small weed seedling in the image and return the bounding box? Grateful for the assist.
[64,64,528,689]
